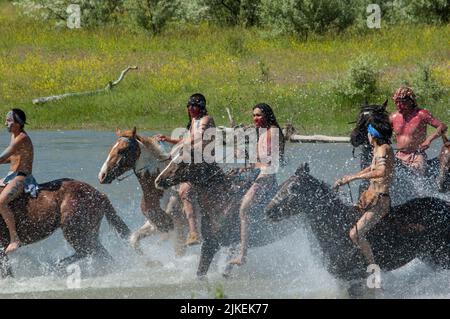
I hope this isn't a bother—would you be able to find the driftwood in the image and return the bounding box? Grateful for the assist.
[287,134,350,143]
[220,113,350,144]
[32,66,138,105]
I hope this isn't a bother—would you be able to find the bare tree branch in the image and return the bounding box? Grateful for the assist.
[32,66,138,105]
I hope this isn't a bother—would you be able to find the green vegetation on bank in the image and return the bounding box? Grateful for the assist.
[0,2,448,134]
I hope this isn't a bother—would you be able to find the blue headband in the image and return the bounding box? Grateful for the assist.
[368,123,382,138]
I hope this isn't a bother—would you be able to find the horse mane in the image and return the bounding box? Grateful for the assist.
[117,129,169,161]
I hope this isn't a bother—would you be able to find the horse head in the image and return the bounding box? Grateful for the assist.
[98,128,168,184]
[265,163,313,221]
[350,100,389,148]
[155,144,221,190]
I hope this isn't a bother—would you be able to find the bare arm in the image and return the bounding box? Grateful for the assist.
[350,164,386,182]
[420,110,448,150]
[0,137,22,164]
[335,147,387,187]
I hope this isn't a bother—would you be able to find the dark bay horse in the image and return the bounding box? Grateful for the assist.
[155,152,302,277]
[98,128,187,256]
[265,164,450,284]
[0,178,131,278]
[350,101,450,198]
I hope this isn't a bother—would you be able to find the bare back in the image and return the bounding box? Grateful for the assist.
[369,144,394,194]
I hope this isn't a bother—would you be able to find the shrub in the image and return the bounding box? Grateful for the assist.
[335,55,380,103]
[258,0,356,39]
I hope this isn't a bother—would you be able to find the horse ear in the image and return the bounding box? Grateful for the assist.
[132,127,137,137]
[116,128,121,136]
[295,163,309,176]
[382,99,388,109]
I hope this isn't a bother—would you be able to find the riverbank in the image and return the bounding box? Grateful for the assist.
[0,2,448,134]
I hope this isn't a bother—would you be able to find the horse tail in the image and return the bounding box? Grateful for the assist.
[102,196,131,240]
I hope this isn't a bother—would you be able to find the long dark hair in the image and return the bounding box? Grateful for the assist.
[350,101,389,148]
[186,93,208,130]
[253,103,286,166]
[368,117,393,145]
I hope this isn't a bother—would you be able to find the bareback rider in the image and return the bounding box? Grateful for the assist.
[390,87,447,175]
[0,109,39,254]
[156,94,215,246]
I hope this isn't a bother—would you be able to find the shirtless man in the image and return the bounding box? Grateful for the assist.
[335,119,394,266]
[0,109,37,254]
[157,93,215,246]
[390,87,447,175]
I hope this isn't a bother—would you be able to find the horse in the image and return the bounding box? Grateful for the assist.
[155,150,302,278]
[350,100,450,201]
[98,128,187,256]
[265,163,450,286]
[0,178,131,278]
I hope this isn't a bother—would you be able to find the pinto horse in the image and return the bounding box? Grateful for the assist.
[350,101,450,201]
[0,178,131,278]
[265,164,450,285]
[98,128,187,256]
[155,151,302,277]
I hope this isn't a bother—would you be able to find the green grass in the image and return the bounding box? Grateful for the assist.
[0,2,448,135]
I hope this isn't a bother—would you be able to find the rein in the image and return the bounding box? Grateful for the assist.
[114,137,170,182]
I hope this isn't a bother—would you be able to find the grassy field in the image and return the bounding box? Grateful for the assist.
[0,2,448,135]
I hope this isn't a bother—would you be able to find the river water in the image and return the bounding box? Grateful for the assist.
[0,130,448,299]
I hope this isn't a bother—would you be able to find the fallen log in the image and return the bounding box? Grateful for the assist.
[32,66,138,105]
[287,134,350,143]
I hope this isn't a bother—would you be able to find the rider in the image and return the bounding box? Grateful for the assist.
[229,103,285,265]
[0,109,38,254]
[334,117,394,267]
[390,86,447,175]
[156,93,215,246]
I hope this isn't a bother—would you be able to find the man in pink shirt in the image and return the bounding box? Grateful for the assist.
[390,87,447,175]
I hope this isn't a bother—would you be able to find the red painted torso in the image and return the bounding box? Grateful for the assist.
[391,108,433,152]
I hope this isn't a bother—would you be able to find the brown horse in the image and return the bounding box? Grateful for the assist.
[98,128,187,256]
[0,178,131,278]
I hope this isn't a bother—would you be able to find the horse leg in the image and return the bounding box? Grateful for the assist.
[173,219,187,257]
[197,238,220,279]
[222,244,240,278]
[0,249,13,278]
[90,239,113,269]
[165,194,187,257]
[129,221,157,255]
[56,252,87,270]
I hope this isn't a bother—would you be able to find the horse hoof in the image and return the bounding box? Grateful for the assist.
[196,273,207,281]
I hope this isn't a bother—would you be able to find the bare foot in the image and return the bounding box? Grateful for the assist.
[185,232,200,246]
[228,255,246,266]
[5,241,20,254]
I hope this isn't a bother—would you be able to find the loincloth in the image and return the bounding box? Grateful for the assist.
[356,189,390,213]
[0,171,39,198]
